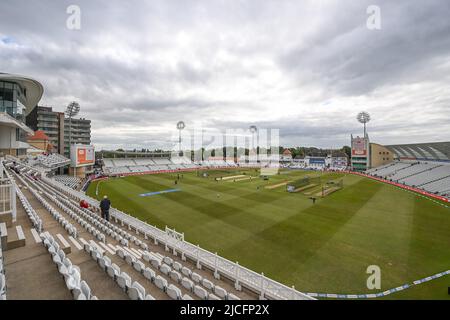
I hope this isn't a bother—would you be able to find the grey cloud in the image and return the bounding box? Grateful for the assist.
[279,0,450,96]
[1,0,449,150]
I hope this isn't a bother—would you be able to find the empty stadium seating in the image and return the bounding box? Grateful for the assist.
[367,161,450,198]
[25,153,71,171]
[0,241,5,300]
[53,175,82,189]
[101,156,246,176]
[0,157,314,300]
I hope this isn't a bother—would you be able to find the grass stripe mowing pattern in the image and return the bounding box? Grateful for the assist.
[87,169,450,299]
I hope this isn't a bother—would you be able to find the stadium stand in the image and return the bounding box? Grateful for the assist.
[101,156,245,176]
[367,160,450,198]
[53,175,82,189]
[25,153,71,171]
[1,157,314,300]
[368,162,413,178]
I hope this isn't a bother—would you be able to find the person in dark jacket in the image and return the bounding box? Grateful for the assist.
[100,195,111,221]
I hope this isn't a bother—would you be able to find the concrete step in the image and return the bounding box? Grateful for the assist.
[0,212,13,228]
[5,225,26,251]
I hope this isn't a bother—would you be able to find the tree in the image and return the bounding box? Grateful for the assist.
[342,146,351,159]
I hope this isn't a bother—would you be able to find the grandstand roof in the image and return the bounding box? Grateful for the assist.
[0,73,44,115]
[385,142,450,162]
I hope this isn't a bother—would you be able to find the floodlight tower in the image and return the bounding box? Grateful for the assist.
[177,121,186,155]
[65,102,80,177]
[356,111,371,137]
[65,101,80,155]
[249,125,257,150]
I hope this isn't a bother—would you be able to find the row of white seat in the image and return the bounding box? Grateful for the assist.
[141,250,239,300]
[15,173,78,237]
[0,243,5,300]
[115,246,190,300]
[41,232,97,300]
[84,243,152,300]
[32,176,145,249]
[38,172,236,300]
[53,175,81,189]
[40,174,243,300]
[5,170,43,232]
[24,175,116,245]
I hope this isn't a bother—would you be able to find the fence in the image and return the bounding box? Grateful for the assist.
[0,178,16,221]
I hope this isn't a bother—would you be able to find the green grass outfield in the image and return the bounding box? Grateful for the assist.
[87,169,450,299]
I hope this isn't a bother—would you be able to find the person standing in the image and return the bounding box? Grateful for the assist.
[100,195,111,221]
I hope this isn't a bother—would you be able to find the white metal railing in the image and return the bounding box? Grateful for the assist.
[42,176,314,300]
[0,177,15,222]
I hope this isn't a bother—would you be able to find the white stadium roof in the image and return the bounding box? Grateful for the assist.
[0,72,44,115]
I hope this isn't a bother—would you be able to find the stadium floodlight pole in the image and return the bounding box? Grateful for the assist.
[177,121,186,156]
[356,111,371,137]
[249,125,257,160]
[65,101,80,177]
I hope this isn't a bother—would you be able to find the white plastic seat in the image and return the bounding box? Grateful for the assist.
[103,256,112,268]
[181,277,194,291]
[98,257,107,270]
[133,260,145,273]
[142,252,151,262]
[116,272,132,291]
[191,272,202,283]
[145,294,155,300]
[163,257,173,266]
[154,275,168,291]
[143,267,156,282]
[194,285,208,300]
[181,266,192,277]
[160,263,171,275]
[170,270,181,283]
[117,249,125,259]
[173,262,182,271]
[128,281,146,300]
[228,293,241,300]
[81,281,92,299]
[202,278,214,290]
[150,258,161,269]
[125,254,135,266]
[214,286,228,299]
[182,294,194,300]
[66,269,81,291]
[166,284,182,300]
[209,293,221,300]
[107,264,120,279]
[76,293,87,300]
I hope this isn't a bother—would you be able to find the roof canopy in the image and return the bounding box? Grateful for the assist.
[386,142,450,161]
[0,73,44,115]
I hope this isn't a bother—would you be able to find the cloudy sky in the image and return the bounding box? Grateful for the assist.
[1,0,449,150]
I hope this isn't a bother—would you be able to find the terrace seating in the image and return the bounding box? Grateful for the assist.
[53,175,81,189]
[1,244,5,300]
[1,163,284,301]
[398,164,450,186]
[369,162,413,177]
[40,232,97,300]
[101,156,236,176]
[6,171,43,232]
[14,174,78,237]
[28,153,71,170]
[421,176,450,195]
